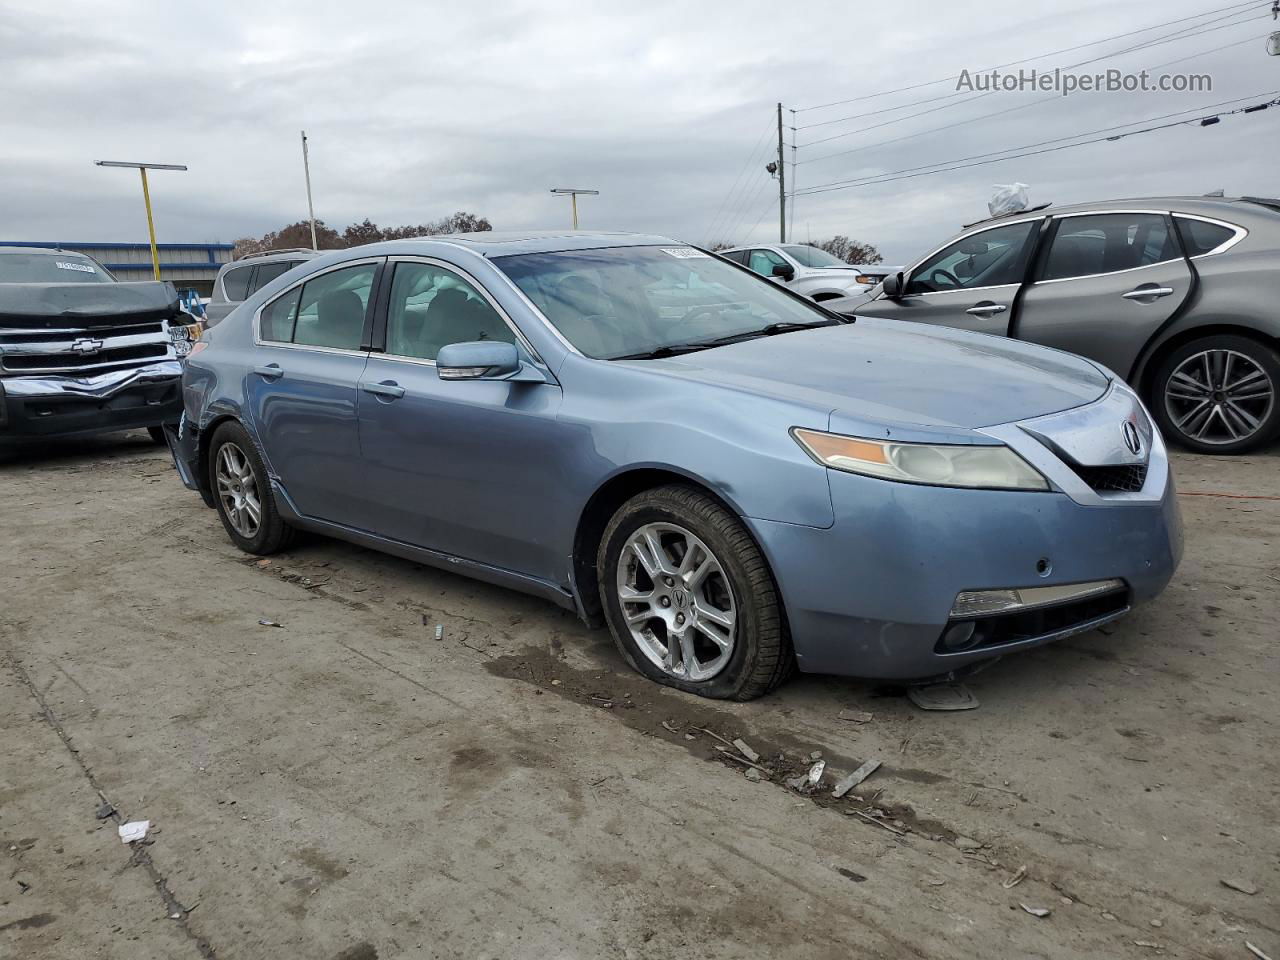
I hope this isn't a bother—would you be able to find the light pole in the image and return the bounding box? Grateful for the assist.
[550,188,599,229]
[94,160,187,281]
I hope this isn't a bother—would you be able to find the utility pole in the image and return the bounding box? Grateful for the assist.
[94,160,187,281]
[776,103,787,243]
[550,188,600,229]
[301,131,318,250]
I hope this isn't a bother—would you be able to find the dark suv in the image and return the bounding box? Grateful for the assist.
[829,197,1280,453]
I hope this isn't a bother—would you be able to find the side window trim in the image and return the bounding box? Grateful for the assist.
[1172,213,1248,259]
[252,257,385,356]
[369,255,541,367]
[1033,211,1183,285]
[904,219,1042,297]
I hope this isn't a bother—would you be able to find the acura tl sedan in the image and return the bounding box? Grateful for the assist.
[168,232,1182,700]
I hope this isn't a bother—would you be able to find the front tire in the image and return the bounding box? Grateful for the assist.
[1150,334,1280,454]
[207,421,295,555]
[147,425,168,445]
[597,484,793,700]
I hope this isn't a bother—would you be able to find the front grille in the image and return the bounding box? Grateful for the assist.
[0,321,164,344]
[1,342,169,373]
[1072,463,1148,493]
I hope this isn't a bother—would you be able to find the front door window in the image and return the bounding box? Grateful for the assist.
[905,220,1038,295]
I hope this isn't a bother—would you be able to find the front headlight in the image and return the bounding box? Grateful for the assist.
[792,428,1049,491]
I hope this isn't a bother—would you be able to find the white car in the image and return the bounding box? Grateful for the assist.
[718,244,902,302]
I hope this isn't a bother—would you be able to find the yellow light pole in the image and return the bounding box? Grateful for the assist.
[95,160,188,280]
[550,188,599,229]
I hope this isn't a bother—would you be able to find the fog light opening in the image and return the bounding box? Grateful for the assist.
[940,621,981,652]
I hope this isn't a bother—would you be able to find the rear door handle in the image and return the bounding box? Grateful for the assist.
[965,302,1008,316]
[1122,286,1175,300]
[362,380,405,400]
[253,363,283,379]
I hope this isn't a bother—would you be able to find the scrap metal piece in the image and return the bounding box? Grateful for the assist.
[832,759,882,799]
[907,682,980,711]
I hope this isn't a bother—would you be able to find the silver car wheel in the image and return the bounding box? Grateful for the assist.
[615,522,737,682]
[1164,349,1275,446]
[215,441,263,539]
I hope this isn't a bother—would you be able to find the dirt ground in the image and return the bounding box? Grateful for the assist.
[1,431,1276,960]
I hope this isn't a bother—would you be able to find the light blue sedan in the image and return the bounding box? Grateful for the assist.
[168,232,1183,699]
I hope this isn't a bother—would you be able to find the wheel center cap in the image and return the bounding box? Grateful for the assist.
[672,588,687,609]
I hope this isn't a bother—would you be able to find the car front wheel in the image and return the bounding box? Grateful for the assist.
[1151,334,1280,454]
[207,421,295,555]
[597,484,793,700]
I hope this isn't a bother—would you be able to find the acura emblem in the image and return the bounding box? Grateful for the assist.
[70,337,104,355]
[1122,420,1143,456]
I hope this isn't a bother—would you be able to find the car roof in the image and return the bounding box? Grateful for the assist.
[399,231,683,257]
[963,195,1280,228]
[0,245,95,256]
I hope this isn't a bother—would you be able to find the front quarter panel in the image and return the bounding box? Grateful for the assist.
[556,354,836,530]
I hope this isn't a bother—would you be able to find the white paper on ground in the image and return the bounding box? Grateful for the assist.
[118,820,150,843]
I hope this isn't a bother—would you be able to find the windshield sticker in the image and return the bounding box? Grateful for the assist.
[660,247,710,259]
[56,261,96,273]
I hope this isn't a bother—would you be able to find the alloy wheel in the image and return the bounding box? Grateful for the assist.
[215,442,263,539]
[1164,349,1275,446]
[615,522,737,682]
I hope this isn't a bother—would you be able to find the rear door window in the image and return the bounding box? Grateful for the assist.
[259,286,302,342]
[1041,213,1179,282]
[222,266,254,301]
[291,264,377,350]
[249,260,294,294]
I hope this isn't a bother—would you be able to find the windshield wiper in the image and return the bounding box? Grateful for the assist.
[610,342,719,360]
[610,320,838,360]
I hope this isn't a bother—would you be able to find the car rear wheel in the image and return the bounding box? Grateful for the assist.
[1151,334,1280,454]
[208,421,295,555]
[597,484,793,700]
[146,426,168,445]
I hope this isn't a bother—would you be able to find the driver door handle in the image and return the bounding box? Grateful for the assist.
[1122,286,1175,300]
[253,363,283,379]
[965,302,1008,316]
[362,380,405,400]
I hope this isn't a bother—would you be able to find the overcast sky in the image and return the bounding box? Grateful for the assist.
[1,0,1276,262]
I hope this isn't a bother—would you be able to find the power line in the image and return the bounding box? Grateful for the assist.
[798,10,1272,149]
[792,94,1279,198]
[795,27,1273,168]
[702,113,776,246]
[792,0,1263,114]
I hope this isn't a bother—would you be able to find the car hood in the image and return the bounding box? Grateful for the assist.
[626,317,1109,434]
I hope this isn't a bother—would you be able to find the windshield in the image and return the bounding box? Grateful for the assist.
[493,245,836,359]
[0,253,112,283]
[781,245,846,268]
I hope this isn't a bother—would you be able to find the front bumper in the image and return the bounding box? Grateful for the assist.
[1,361,183,443]
[750,457,1183,681]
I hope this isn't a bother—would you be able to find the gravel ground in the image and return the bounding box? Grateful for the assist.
[2,431,1277,960]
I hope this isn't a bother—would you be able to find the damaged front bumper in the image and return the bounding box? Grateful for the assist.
[0,360,183,443]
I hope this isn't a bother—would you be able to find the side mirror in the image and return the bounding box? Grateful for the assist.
[881,272,905,298]
[771,262,796,281]
[437,341,543,382]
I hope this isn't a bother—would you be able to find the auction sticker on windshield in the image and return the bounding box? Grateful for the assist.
[56,261,96,273]
[660,248,709,259]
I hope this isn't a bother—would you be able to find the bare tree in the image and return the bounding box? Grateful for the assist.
[233,213,493,258]
[808,236,883,265]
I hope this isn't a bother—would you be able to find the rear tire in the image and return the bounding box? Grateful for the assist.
[1150,334,1280,454]
[147,426,168,445]
[207,421,295,555]
[597,484,793,701]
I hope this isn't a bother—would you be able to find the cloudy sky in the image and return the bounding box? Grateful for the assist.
[1,0,1276,262]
